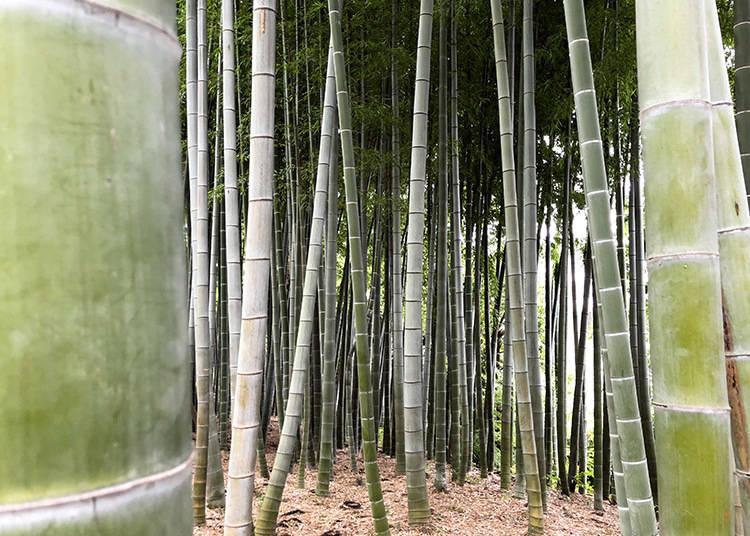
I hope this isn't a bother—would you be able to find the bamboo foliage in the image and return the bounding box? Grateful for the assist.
[224,0,277,533]
[0,1,190,533]
[563,0,657,533]
[489,0,543,531]
[636,1,732,533]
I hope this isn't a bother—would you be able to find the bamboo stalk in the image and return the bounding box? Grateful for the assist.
[224,0,278,533]
[489,0,543,531]
[254,42,336,534]
[706,1,750,531]
[327,0,391,531]
[564,0,658,531]
[636,1,732,533]
[0,2,189,533]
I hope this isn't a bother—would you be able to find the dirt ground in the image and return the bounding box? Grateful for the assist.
[194,421,620,535]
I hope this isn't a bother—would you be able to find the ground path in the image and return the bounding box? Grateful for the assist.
[195,421,619,535]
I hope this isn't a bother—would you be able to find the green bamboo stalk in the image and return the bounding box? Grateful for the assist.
[406,0,433,490]
[192,0,211,523]
[254,42,336,534]
[706,1,750,531]
[448,254,461,475]
[592,286,604,512]
[273,201,290,428]
[271,220,285,430]
[735,0,750,203]
[500,267,514,490]
[448,0,470,485]
[224,0,277,533]
[556,139,571,497]
[489,0,543,531]
[219,202,230,450]
[316,91,339,497]
[474,220,487,479]
[521,0,545,502]
[564,1,658,532]
[435,6,451,492]
[465,205,476,477]
[327,1,391,531]
[391,0,407,479]
[207,95,225,508]
[596,279,632,536]
[636,1,732,533]
[222,0,242,407]
[0,1,190,533]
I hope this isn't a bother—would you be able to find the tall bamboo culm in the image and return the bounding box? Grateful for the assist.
[222,0,243,406]
[317,52,339,497]
[327,0,391,532]
[705,1,750,531]
[448,0,469,485]
[192,0,211,524]
[434,3,450,493]
[224,1,277,533]
[521,0,545,501]
[636,1,733,533]
[489,0,543,532]
[0,1,191,533]
[563,0,657,533]
[255,43,335,534]
[401,0,432,523]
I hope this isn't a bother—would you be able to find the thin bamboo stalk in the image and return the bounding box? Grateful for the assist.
[327,1,391,531]
[254,42,336,534]
[489,0,543,530]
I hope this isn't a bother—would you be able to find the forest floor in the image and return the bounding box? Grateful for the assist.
[194,420,620,535]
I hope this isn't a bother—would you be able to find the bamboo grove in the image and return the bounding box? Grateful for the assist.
[1,0,749,535]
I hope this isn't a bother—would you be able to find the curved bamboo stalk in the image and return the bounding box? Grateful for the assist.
[254,44,336,534]
[489,0,543,531]
[564,1,657,532]
[705,1,750,530]
[224,0,277,533]
[0,1,189,533]
[327,1,391,532]
[222,0,242,406]
[636,1,732,533]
